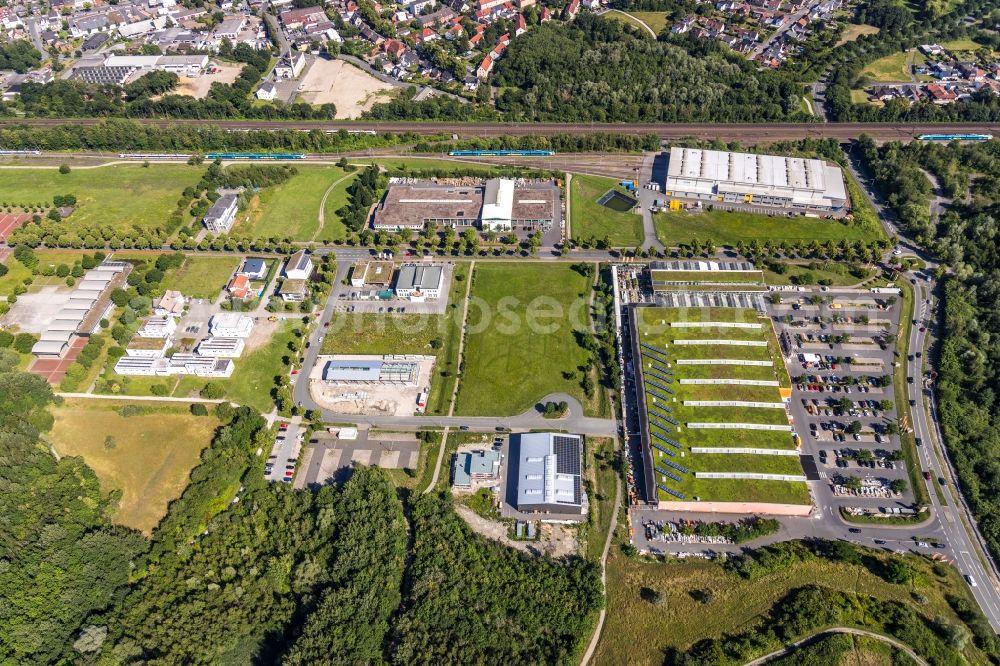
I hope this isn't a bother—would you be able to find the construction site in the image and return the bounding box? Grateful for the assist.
[307,354,435,416]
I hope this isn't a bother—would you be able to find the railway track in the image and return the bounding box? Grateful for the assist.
[1,118,999,141]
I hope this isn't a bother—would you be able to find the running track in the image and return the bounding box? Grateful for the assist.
[0,213,32,243]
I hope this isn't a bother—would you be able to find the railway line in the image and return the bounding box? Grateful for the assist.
[1,118,1000,141]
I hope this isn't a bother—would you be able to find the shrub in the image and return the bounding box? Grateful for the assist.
[190,403,209,416]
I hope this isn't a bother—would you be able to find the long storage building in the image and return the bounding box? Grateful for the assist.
[664,147,849,212]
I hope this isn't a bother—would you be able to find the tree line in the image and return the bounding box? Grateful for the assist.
[857,137,1000,571]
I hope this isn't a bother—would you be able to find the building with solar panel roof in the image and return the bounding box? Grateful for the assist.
[511,432,587,515]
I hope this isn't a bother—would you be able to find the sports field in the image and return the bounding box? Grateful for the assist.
[635,306,809,505]
[160,256,238,300]
[455,262,597,416]
[654,209,876,246]
[571,174,644,247]
[239,165,350,241]
[0,164,202,232]
[49,399,218,533]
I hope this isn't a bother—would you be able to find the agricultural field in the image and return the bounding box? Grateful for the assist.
[634,306,808,505]
[160,256,239,300]
[48,399,218,534]
[571,174,644,247]
[653,209,877,246]
[0,164,202,232]
[237,165,351,241]
[455,262,598,416]
[594,542,992,665]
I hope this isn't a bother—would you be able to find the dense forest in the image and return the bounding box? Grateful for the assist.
[0,40,42,74]
[495,15,809,122]
[856,137,1000,565]
[0,366,603,663]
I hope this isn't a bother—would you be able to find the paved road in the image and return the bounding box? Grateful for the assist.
[750,0,826,59]
[3,118,1000,141]
[56,392,224,404]
[743,627,930,666]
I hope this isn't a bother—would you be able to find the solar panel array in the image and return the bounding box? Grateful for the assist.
[651,363,673,375]
[647,380,674,394]
[664,459,689,474]
[655,466,683,483]
[646,388,671,402]
[650,421,672,434]
[648,371,674,384]
[553,436,582,475]
[657,483,687,500]
[652,433,680,448]
[641,343,669,356]
[650,406,673,416]
[652,442,675,457]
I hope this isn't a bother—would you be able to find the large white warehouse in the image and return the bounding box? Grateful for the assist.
[664,147,849,212]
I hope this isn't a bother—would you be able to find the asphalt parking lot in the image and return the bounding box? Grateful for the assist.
[265,418,302,484]
[295,429,420,487]
[769,288,918,517]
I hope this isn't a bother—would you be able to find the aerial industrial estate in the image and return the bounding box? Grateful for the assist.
[4,11,1000,651]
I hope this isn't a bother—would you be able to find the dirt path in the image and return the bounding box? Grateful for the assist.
[605,9,656,38]
[424,260,476,493]
[313,171,356,242]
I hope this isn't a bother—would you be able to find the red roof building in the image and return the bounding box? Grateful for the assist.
[227,274,252,300]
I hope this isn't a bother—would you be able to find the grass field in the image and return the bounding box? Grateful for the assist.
[850,88,875,105]
[653,209,877,247]
[861,51,913,82]
[584,437,618,563]
[594,545,990,665]
[0,164,202,232]
[160,256,238,300]
[320,262,469,414]
[455,262,597,416]
[762,261,872,287]
[49,399,218,534]
[571,174,644,247]
[238,165,348,241]
[837,23,880,46]
[636,306,805,504]
[319,171,358,242]
[369,157,508,175]
[604,10,662,36]
[940,38,985,52]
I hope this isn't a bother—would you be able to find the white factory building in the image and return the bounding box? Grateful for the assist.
[664,147,849,212]
[114,354,235,378]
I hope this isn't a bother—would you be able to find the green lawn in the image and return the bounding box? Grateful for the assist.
[571,174,644,247]
[653,209,877,247]
[940,38,984,52]
[636,306,804,504]
[651,270,764,284]
[239,165,348,241]
[455,262,598,416]
[368,158,509,175]
[49,399,218,534]
[160,256,238,300]
[0,164,202,232]
[762,261,872,286]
